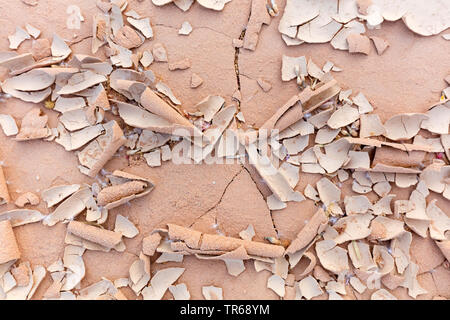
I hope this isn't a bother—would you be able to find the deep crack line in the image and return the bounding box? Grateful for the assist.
[233,8,252,114]
[188,167,243,228]
[241,164,280,237]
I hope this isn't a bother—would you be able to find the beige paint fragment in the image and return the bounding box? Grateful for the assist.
[114,214,139,238]
[347,33,371,55]
[349,276,366,294]
[142,267,185,300]
[331,20,366,50]
[5,262,34,300]
[140,51,154,67]
[427,200,450,241]
[8,27,30,50]
[202,285,223,300]
[167,224,284,258]
[239,224,255,241]
[383,113,428,141]
[190,95,225,122]
[152,43,168,62]
[242,0,271,51]
[127,17,153,39]
[178,21,193,35]
[400,262,427,298]
[327,104,359,129]
[297,275,323,300]
[0,114,18,137]
[43,186,92,226]
[286,209,327,255]
[197,0,231,11]
[333,213,373,244]
[51,34,71,58]
[435,240,450,262]
[14,108,51,141]
[369,216,405,241]
[190,73,203,88]
[169,283,190,300]
[421,103,450,135]
[304,184,320,201]
[57,71,107,95]
[245,143,303,203]
[267,274,285,297]
[14,192,39,208]
[316,177,340,206]
[41,184,80,208]
[371,289,397,300]
[0,209,44,227]
[168,58,191,71]
[143,233,162,256]
[315,240,349,274]
[370,36,389,55]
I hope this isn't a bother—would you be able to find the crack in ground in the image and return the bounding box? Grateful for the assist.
[233,8,252,114]
[188,167,244,228]
[241,164,280,237]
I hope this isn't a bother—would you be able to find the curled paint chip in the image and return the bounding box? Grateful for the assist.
[286,209,327,255]
[67,220,122,249]
[0,220,21,265]
[245,144,304,203]
[97,170,154,209]
[156,82,181,105]
[167,223,284,258]
[77,120,126,177]
[0,166,10,205]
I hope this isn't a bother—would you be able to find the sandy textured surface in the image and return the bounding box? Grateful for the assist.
[0,0,449,300]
